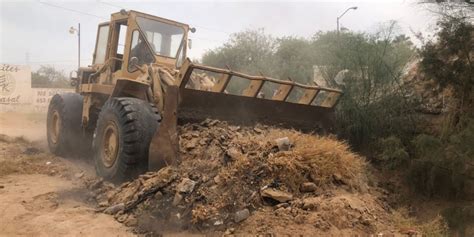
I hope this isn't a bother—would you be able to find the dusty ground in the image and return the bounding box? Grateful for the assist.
[0,112,460,236]
[0,112,134,237]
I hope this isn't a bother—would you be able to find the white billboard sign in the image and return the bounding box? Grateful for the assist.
[0,64,32,105]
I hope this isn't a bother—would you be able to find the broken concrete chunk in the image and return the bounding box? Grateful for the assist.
[103,203,125,215]
[172,193,183,206]
[275,137,291,151]
[300,182,318,192]
[261,188,293,203]
[234,208,250,223]
[176,178,196,193]
[226,147,242,160]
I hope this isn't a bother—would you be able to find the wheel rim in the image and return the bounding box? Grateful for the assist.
[50,110,61,144]
[102,121,119,168]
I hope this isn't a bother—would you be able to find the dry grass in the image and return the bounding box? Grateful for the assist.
[393,208,449,237]
[216,127,366,193]
[267,129,365,189]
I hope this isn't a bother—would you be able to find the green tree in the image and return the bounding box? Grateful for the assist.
[201,22,417,150]
[31,65,71,88]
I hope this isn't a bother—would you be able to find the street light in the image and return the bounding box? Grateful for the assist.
[337,6,357,34]
[69,23,81,70]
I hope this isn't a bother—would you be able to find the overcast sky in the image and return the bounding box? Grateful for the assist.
[0,0,439,72]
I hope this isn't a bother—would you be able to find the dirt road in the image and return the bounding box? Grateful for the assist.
[0,112,135,237]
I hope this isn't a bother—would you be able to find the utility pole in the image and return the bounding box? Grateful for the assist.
[337,6,358,34]
[69,23,81,70]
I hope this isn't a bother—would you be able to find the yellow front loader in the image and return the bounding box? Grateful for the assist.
[46,10,343,181]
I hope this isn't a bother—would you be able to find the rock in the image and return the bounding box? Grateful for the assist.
[104,203,125,215]
[254,127,263,134]
[208,119,219,126]
[172,193,183,206]
[116,214,128,223]
[261,188,293,203]
[176,178,196,193]
[124,216,138,227]
[75,172,84,179]
[213,175,221,184]
[359,216,372,226]
[98,201,109,207]
[185,138,199,150]
[275,203,290,209]
[294,214,305,224]
[0,185,4,189]
[274,137,290,151]
[302,197,320,210]
[234,208,250,223]
[226,147,242,160]
[224,228,236,235]
[154,191,163,199]
[300,182,318,192]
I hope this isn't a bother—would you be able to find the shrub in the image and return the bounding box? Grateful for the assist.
[377,136,409,169]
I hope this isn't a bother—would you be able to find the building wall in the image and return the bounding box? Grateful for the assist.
[0,64,73,112]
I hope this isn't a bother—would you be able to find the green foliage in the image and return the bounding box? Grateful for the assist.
[420,16,473,118]
[31,65,71,88]
[442,205,474,237]
[202,28,276,74]
[412,134,444,160]
[202,23,417,150]
[405,16,474,200]
[377,136,409,169]
[408,130,473,199]
[325,23,417,149]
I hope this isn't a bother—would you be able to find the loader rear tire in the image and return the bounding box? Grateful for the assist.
[93,97,160,182]
[47,93,92,157]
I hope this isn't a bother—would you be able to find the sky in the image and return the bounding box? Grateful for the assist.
[0,0,440,72]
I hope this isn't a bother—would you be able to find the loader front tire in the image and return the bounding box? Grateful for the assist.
[93,97,160,182]
[47,93,91,157]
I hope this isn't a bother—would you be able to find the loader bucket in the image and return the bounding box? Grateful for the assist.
[148,59,343,170]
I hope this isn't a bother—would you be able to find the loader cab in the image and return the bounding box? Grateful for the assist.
[92,10,190,82]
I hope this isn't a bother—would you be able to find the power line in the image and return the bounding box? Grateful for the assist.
[98,0,231,35]
[98,1,124,10]
[38,1,108,20]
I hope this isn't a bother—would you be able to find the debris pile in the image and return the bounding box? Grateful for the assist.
[90,120,395,235]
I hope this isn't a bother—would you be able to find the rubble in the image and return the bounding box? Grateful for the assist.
[274,137,291,151]
[261,188,293,203]
[234,209,250,223]
[300,182,318,192]
[104,203,125,215]
[176,178,196,194]
[93,120,395,235]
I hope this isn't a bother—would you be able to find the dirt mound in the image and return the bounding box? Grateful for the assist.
[91,120,396,235]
